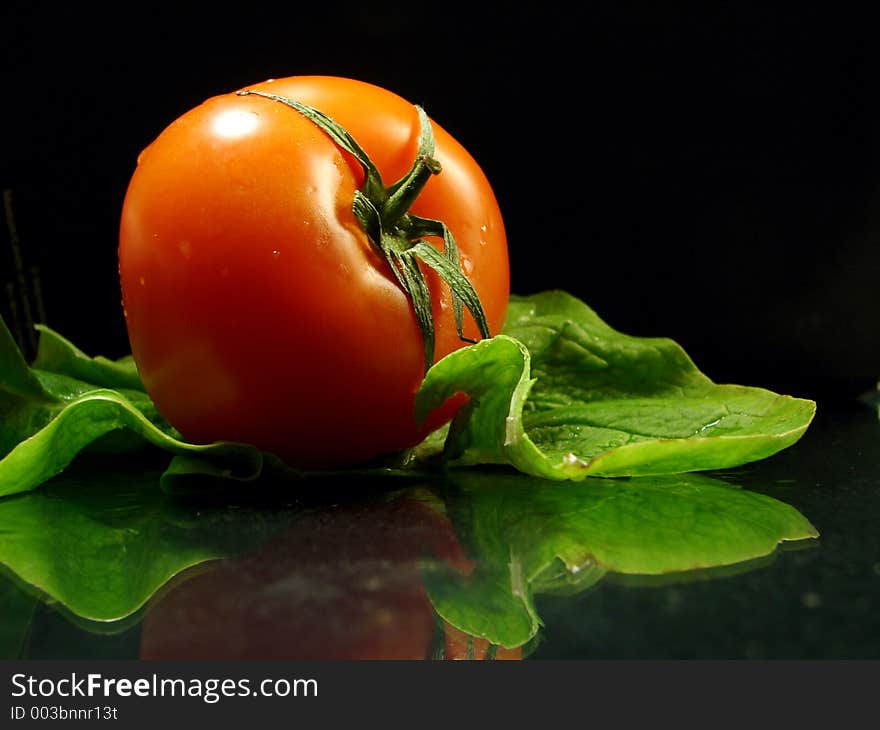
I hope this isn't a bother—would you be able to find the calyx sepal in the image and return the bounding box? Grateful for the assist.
[237,89,490,371]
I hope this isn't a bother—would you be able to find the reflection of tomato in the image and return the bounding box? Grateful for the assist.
[139,496,516,660]
[118,75,509,468]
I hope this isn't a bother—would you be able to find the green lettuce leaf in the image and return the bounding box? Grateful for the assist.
[423,471,819,649]
[31,324,145,392]
[0,290,816,495]
[0,315,267,498]
[417,291,816,478]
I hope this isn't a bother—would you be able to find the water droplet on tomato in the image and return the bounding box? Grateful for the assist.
[272,249,281,257]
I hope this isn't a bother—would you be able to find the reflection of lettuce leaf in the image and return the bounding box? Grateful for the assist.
[0,465,817,654]
[1,290,816,496]
[417,291,816,478]
[424,472,818,649]
[0,464,293,621]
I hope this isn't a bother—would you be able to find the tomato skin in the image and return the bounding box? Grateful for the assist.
[119,76,509,467]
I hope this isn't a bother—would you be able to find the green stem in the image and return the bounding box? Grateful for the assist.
[381,106,441,227]
[380,154,441,228]
[238,89,492,371]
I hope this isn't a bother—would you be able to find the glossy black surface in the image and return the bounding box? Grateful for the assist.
[2,394,877,660]
[534,397,880,659]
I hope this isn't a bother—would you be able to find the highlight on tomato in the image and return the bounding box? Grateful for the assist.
[118,75,509,468]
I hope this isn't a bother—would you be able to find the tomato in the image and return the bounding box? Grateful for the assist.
[119,76,509,468]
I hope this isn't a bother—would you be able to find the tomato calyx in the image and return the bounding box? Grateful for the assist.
[236,89,491,371]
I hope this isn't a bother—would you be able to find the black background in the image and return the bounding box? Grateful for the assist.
[2,3,877,401]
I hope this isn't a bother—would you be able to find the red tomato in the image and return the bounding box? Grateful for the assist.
[119,76,509,467]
